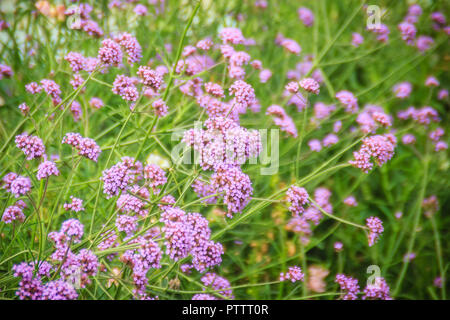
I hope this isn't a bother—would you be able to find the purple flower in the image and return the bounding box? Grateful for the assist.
[336,274,360,300]
[10,176,32,198]
[37,160,59,180]
[2,205,25,224]
[299,77,320,94]
[336,90,358,113]
[112,75,139,101]
[351,32,364,47]
[138,66,163,91]
[308,139,322,152]
[63,196,85,212]
[201,273,233,299]
[366,216,383,246]
[298,7,314,27]
[219,27,245,44]
[280,266,305,282]
[98,38,122,66]
[362,277,392,300]
[15,132,45,160]
[287,186,309,216]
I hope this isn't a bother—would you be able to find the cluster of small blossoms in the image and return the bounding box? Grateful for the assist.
[102,161,133,198]
[322,134,339,147]
[2,173,32,198]
[229,80,256,112]
[151,99,169,117]
[200,273,233,299]
[63,196,85,212]
[367,23,390,42]
[279,266,305,283]
[70,101,83,121]
[416,35,434,52]
[183,117,261,170]
[97,38,123,66]
[308,139,322,152]
[113,32,142,65]
[18,103,29,115]
[398,22,417,45]
[405,4,422,24]
[335,274,360,300]
[401,133,416,145]
[25,82,42,94]
[120,236,162,297]
[356,105,392,133]
[64,52,99,73]
[392,82,412,99]
[0,64,13,79]
[36,160,59,180]
[219,27,245,45]
[112,75,139,101]
[15,132,45,160]
[351,32,364,47]
[343,196,358,207]
[334,242,344,252]
[160,206,223,271]
[137,66,163,91]
[349,134,396,173]
[397,106,440,125]
[299,77,320,94]
[313,102,336,120]
[298,7,314,27]
[211,167,253,217]
[62,132,101,162]
[89,97,104,109]
[12,261,53,300]
[286,186,309,216]
[2,204,26,224]
[366,216,384,247]
[335,90,358,113]
[204,82,224,98]
[40,79,62,105]
[362,277,392,300]
[266,105,298,137]
[143,163,167,192]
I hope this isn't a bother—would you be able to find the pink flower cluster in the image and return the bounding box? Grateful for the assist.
[349,134,396,173]
[160,206,223,272]
[112,75,139,101]
[280,266,305,282]
[286,186,309,216]
[37,160,59,180]
[366,216,384,247]
[63,196,85,212]
[62,132,101,162]
[335,274,360,300]
[266,105,298,138]
[15,132,45,160]
[2,173,32,198]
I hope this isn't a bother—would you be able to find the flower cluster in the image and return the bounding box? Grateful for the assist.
[350,134,396,173]
[280,266,305,283]
[62,132,101,162]
[15,132,45,160]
